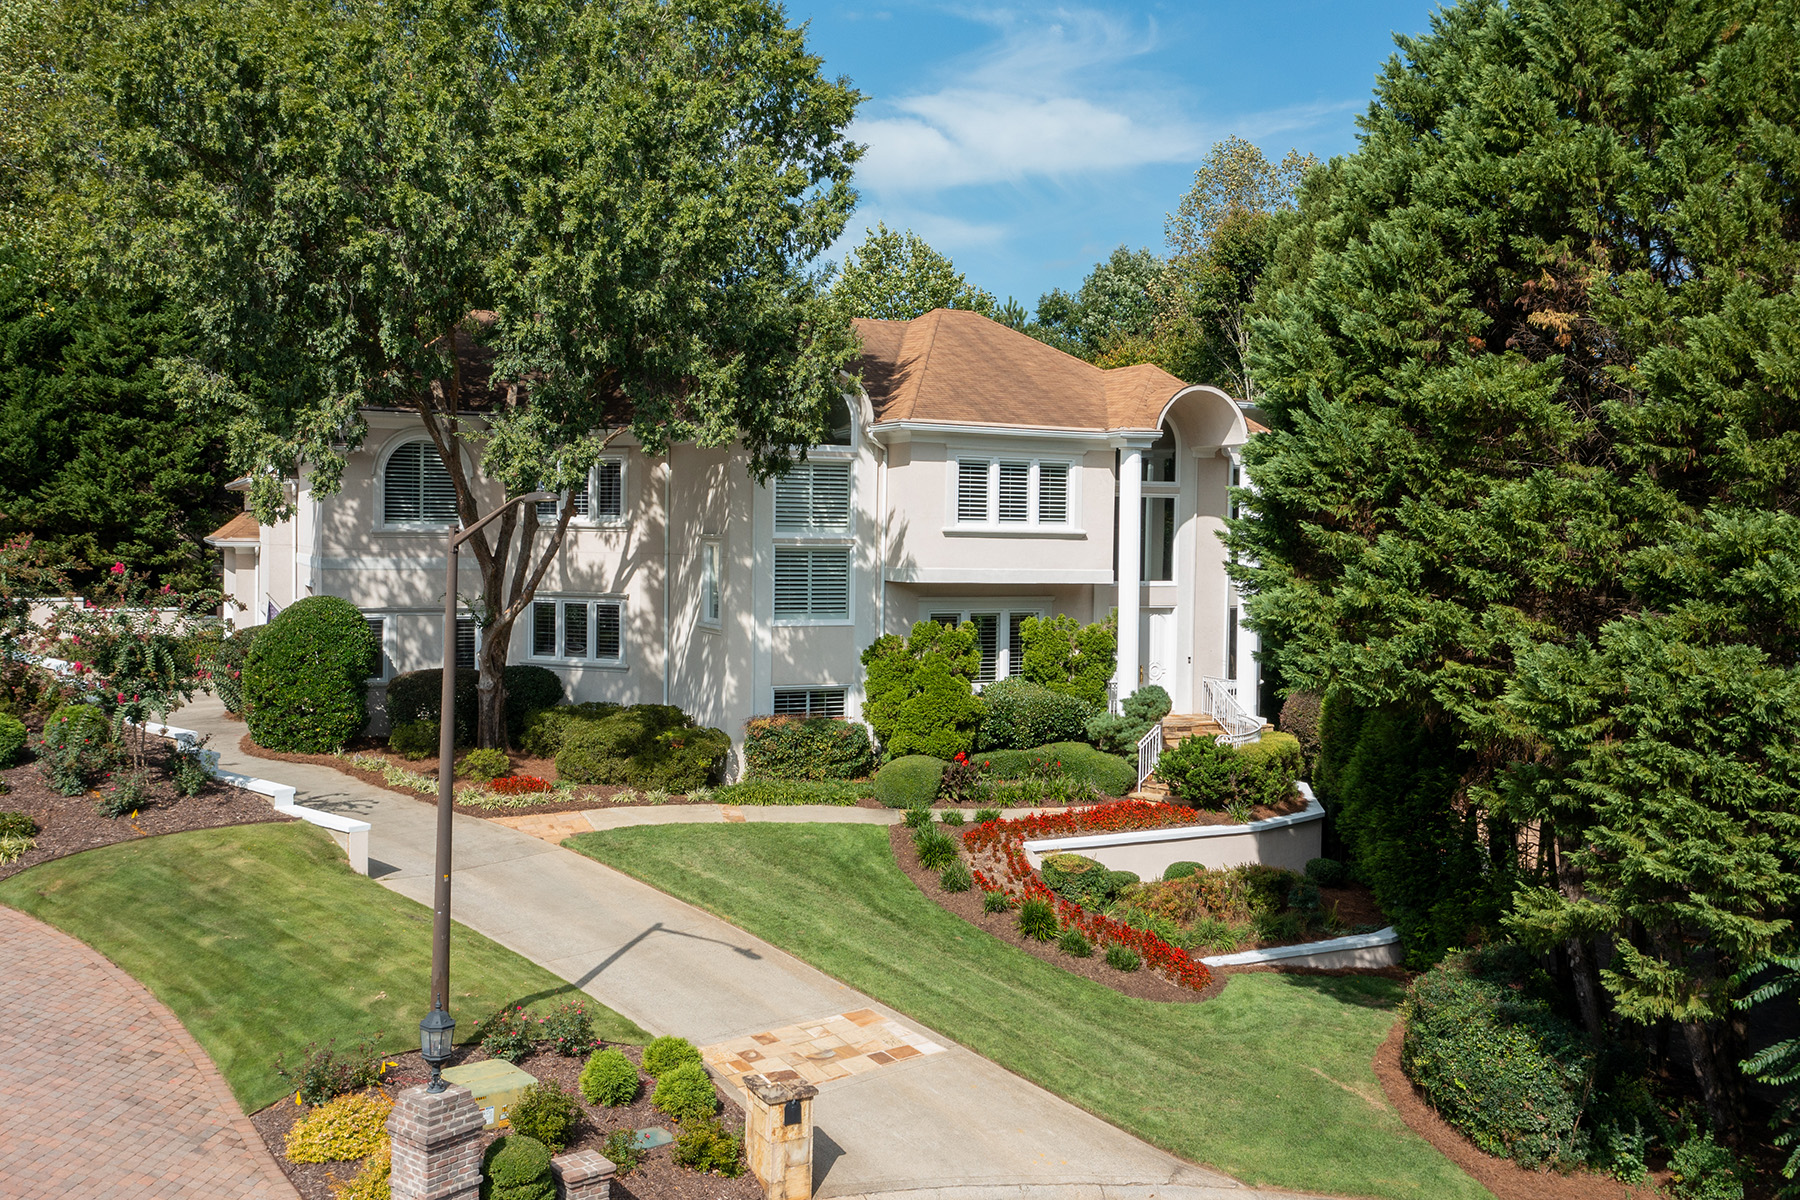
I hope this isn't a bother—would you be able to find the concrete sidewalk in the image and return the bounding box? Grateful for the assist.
[176,698,1309,1200]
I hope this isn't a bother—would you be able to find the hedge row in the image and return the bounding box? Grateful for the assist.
[385,666,564,746]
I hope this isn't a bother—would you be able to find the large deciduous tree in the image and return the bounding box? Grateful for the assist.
[61,0,863,746]
[1234,0,1800,1129]
[830,223,994,321]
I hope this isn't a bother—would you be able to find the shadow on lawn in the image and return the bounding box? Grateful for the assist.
[1251,968,1407,1011]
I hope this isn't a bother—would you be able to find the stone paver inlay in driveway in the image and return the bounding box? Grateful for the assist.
[702,1009,947,1090]
[0,904,298,1200]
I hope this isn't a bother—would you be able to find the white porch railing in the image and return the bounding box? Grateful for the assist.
[1201,677,1264,746]
[1136,721,1163,793]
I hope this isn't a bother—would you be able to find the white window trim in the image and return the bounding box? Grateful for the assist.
[922,600,1048,686]
[772,458,855,539]
[770,685,850,718]
[374,434,463,533]
[363,614,392,681]
[771,544,854,627]
[945,452,1083,535]
[539,456,630,528]
[526,593,629,668]
[699,540,722,630]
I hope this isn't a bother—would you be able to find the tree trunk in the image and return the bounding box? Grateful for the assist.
[476,615,511,750]
[1556,835,1607,1039]
[1679,1019,1738,1137]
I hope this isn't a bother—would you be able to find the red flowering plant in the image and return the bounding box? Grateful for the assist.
[0,534,72,713]
[962,800,1214,992]
[35,563,222,770]
[490,775,553,795]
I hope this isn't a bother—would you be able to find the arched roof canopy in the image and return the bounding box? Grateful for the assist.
[1154,384,1248,452]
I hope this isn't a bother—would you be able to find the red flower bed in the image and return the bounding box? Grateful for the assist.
[489,775,553,795]
[963,801,1213,992]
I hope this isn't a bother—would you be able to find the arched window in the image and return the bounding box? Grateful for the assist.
[383,440,458,525]
[822,395,854,446]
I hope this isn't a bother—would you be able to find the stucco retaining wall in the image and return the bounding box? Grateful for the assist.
[1021,783,1325,877]
[1199,925,1402,970]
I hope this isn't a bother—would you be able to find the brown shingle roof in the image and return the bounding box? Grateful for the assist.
[852,309,1196,432]
[205,513,260,544]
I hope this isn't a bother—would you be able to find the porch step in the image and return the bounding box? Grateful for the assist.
[1129,778,1173,803]
[1159,714,1228,747]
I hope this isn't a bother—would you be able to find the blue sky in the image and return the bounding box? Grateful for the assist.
[794,1,1439,307]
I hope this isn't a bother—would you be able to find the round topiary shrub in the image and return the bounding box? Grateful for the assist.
[243,597,378,753]
[579,1048,640,1106]
[387,719,439,760]
[481,1134,554,1200]
[0,712,26,767]
[1164,861,1203,881]
[641,1034,702,1078]
[872,755,946,808]
[651,1061,719,1124]
[460,747,510,780]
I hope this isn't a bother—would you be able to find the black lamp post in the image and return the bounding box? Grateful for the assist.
[419,491,556,1093]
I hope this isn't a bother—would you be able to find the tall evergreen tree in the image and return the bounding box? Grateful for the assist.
[1235,0,1800,1128]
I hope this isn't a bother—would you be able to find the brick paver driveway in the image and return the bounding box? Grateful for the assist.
[0,904,298,1200]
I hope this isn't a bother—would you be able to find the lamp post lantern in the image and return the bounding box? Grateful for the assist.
[419,491,556,1092]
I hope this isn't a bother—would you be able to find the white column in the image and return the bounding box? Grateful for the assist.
[1116,443,1144,702]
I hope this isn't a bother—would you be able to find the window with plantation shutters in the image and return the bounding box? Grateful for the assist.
[772,688,847,717]
[532,602,557,657]
[563,603,589,657]
[383,441,458,525]
[956,459,990,522]
[530,596,624,662]
[775,462,851,532]
[997,463,1030,522]
[364,617,388,679]
[952,456,1074,527]
[971,613,1000,682]
[538,459,620,523]
[1037,463,1069,524]
[455,617,476,670]
[773,547,850,621]
[926,605,1039,684]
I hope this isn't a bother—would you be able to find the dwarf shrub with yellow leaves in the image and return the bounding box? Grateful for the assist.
[285,1091,393,1164]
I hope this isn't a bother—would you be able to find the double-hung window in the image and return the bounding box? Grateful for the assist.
[926,607,1041,684]
[537,459,625,524]
[364,616,390,680]
[700,542,721,627]
[772,459,853,623]
[952,457,1074,529]
[531,597,625,664]
[382,440,459,526]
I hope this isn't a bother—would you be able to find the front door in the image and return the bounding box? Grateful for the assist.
[1142,609,1177,693]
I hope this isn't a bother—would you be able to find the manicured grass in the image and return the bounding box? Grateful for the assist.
[567,823,1489,1200]
[0,822,646,1110]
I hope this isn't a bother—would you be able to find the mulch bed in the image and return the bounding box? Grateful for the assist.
[1371,1023,1665,1200]
[0,733,290,882]
[252,1044,760,1200]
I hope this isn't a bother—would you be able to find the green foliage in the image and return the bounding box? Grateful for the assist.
[207,627,259,716]
[982,889,1009,914]
[913,827,960,872]
[938,809,964,827]
[0,811,37,839]
[1017,897,1058,941]
[975,742,1135,797]
[274,1036,383,1107]
[672,1117,744,1177]
[972,807,1000,824]
[1057,926,1092,957]
[939,860,973,892]
[505,1081,578,1153]
[1085,684,1171,756]
[901,805,934,831]
[641,1035,702,1079]
[1277,692,1322,773]
[861,623,985,759]
[742,715,875,781]
[1026,246,1163,361]
[1304,858,1348,888]
[1153,732,1301,813]
[386,667,566,748]
[243,598,377,753]
[598,1130,642,1175]
[477,1006,540,1064]
[873,755,946,808]
[460,748,510,780]
[1041,854,1130,908]
[708,779,869,806]
[540,1000,596,1057]
[1105,944,1141,972]
[1738,955,1800,1195]
[36,702,112,794]
[387,721,440,760]
[1666,1124,1745,1200]
[481,1135,554,1200]
[975,677,1094,751]
[1401,949,1594,1168]
[169,737,212,797]
[518,703,621,759]
[1164,862,1201,882]
[1016,613,1115,708]
[554,706,729,792]
[651,1062,719,1124]
[830,223,993,320]
[578,1049,639,1107]
[0,712,25,766]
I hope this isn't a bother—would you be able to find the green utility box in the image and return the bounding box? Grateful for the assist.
[440,1060,538,1130]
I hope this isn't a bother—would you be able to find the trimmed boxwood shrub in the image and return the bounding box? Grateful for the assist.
[1164,861,1202,881]
[1401,947,1594,1168]
[481,1134,554,1200]
[975,678,1093,751]
[651,1062,719,1124]
[386,665,566,747]
[388,719,439,760]
[0,712,25,766]
[641,1035,702,1078]
[1305,857,1349,887]
[742,715,876,781]
[578,1048,639,1106]
[1152,731,1303,811]
[709,779,871,806]
[244,597,378,753]
[519,702,620,758]
[554,705,729,792]
[872,755,946,807]
[975,742,1135,796]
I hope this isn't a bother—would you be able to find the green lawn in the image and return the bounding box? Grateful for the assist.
[0,822,646,1110]
[567,823,1489,1200]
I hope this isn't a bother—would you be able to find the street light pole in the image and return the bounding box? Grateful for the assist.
[421,491,555,1092]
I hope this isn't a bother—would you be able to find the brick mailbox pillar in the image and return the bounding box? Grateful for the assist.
[388,1084,488,1200]
[740,1073,818,1200]
[551,1149,616,1200]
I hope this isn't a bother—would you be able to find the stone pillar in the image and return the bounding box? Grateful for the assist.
[1116,441,1146,704]
[387,1084,488,1200]
[740,1073,817,1200]
[551,1149,616,1200]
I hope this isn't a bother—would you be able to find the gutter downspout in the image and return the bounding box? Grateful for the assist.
[876,443,888,638]
[663,456,672,706]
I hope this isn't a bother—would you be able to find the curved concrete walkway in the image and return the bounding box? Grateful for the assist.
[175,698,1320,1200]
[0,904,298,1200]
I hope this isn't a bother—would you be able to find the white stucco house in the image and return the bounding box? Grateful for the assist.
[206,308,1266,749]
